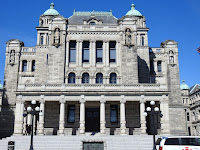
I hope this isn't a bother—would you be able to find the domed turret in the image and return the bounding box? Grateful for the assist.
[43,3,60,16]
[125,4,142,17]
[180,80,190,90]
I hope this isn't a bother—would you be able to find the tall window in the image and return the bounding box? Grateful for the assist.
[110,105,118,123]
[157,61,162,72]
[109,41,116,63]
[187,112,190,121]
[40,36,44,45]
[141,37,144,46]
[110,73,117,84]
[69,41,76,63]
[67,105,75,123]
[46,54,48,65]
[32,60,35,72]
[82,41,90,62]
[68,73,76,84]
[96,73,103,84]
[22,60,27,72]
[82,73,89,84]
[96,41,103,63]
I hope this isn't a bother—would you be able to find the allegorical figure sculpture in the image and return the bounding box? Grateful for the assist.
[125,28,132,45]
[10,50,15,64]
[54,28,60,44]
[169,50,174,64]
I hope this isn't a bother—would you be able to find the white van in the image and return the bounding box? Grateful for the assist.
[156,136,200,150]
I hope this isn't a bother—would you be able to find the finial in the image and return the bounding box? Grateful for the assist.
[131,4,135,10]
[50,3,55,9]
[182,80,185,83]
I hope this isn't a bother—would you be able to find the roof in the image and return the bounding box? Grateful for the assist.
[43,3,60,16]
[180,80,190,90]
[68,11,118,25]
[0,81,3,90]
[190,84,200,95]
[125,4,142,17]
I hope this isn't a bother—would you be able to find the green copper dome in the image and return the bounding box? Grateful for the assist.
[44,3,60,16]
[180,80,190,90]
[126,4,142,17]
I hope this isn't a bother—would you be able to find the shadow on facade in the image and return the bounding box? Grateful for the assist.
[138,56,150,83]
[0,92,15,139]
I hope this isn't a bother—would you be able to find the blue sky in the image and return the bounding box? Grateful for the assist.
[0,0,199,87]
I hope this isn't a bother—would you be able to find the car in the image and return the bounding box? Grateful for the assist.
[155,136,200,150]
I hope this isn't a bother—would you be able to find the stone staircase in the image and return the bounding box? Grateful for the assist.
[0,135,158,150]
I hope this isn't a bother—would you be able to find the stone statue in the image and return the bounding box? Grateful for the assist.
[54,28,60,44]
[10,50,15,64]
[125,28,132,45]
[169,56,174,64]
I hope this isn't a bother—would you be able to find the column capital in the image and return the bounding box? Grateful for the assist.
[40,95,45,103]
[80,95,85,103]
[120,95,126,103]
[16,95,23,103]
[77,40,83,43]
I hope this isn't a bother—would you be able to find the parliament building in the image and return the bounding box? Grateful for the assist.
[1,3,186,137]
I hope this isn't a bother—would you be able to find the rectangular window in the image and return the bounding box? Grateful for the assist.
[68,105,75,123]
[82,41,90,62]
[40,36,43,45]
[69,41,76,63]
[109,41,116,63]
[22,60,27,72]
[32,60,35,72]
[96,41,103,63]
[110,105,118,123]
[157,61,162,72]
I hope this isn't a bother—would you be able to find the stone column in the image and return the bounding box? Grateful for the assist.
[140,95,147,134]
[79,95,85,135]
[103,42,106,66]
[116,41,120,66]
[90,40,95,67]
[38,96,45,135]
[105,41,109,67]
[78,41,83,67]
[160,95,170,134]
[59,96,65,136]
[120,95,127,135]
[65,40,69,67]
[14,95,24,135]
[100,95,106,135]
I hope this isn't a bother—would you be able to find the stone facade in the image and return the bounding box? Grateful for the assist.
[1,3,186,137]
[181,82,200,136]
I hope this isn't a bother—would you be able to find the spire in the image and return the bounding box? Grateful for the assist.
[50,3,55,9]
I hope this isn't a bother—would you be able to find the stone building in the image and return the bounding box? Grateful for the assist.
[1,3,186,137]
[181,81,200,136]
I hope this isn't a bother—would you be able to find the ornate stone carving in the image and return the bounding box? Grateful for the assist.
[53,28,61,47]
[9,50,15,65]
[125,28,132,46]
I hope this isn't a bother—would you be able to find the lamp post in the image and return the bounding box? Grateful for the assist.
[23,100,43,150]
[143,101,163,150]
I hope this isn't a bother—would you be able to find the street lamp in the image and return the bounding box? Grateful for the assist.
[23,100,42,150]
[143,101,163,150]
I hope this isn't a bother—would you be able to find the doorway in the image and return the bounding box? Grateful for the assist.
[85,108,100,132]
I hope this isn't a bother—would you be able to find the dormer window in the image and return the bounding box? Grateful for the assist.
[84,18,103,25]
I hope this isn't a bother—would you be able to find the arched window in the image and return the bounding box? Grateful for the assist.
[157,61,162,72]
[22,60,27,72]
[40,36,44,45]
[110,73,117,84]
[96,73,103,84]
[89,21,96,25]
[68,73,76,84]
[82,73,89,84]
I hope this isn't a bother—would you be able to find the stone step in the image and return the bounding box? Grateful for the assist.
[0,135,158,150]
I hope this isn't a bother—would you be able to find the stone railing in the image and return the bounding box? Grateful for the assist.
[17,84,168,92]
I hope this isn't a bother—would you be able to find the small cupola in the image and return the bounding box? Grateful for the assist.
[180,80,190,90]
[125,4,142,17]
[43,3,60,16]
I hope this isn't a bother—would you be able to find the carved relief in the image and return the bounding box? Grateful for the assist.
[53,28,61,47]
[125,28,132,46]
[9,50,15,65]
